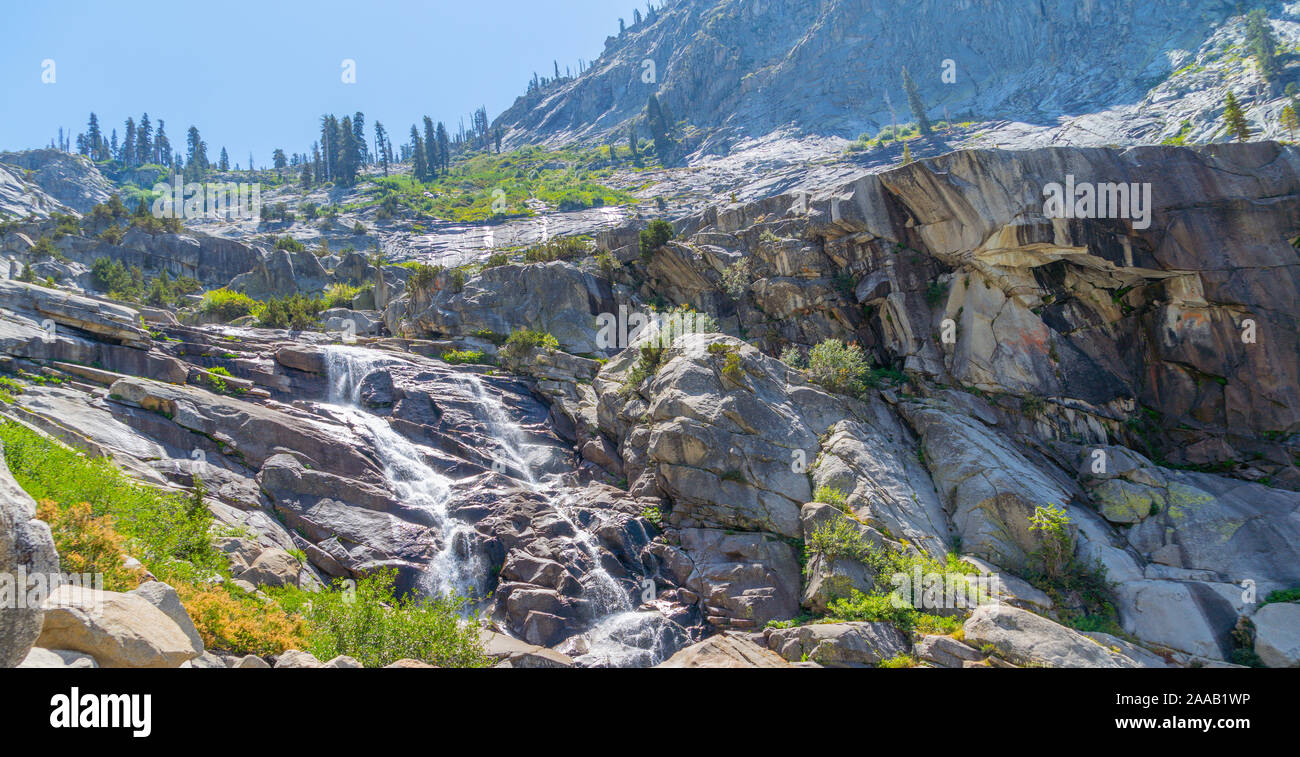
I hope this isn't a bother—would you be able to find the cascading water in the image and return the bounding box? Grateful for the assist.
[319,347,676,666]
[455,371,678,666]
[321,346,484,600]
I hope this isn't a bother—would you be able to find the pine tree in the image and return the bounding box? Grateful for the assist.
[1246,10,1280,81]
[902,66,931,135]
[123,118,137,166]
[422,117,438,178]
[86,113,104,160]
[373,122,390,176]
[185,126,208,179]
[272,149,288,178]
[136,114,152,166]
[628,124,640,165]
[352,112,367,165]
[337,116,359,186]
[1224,91,1252,142]
[321,115,339,182]
[300,162,313,190]
[410,126,429,184]
[154,121,171,166]
[901,142,914,165]
[219,147,230,171]
[646,94,674,164]
[435,122,450,172]
[1282,104,1299,140]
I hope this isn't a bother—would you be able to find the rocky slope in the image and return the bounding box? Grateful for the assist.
[495,0,1266,153]
[2,138,1298,668]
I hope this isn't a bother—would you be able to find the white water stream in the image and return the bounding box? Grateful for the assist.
[322,346,676,666]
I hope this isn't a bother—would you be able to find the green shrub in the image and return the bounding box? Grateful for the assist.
[524,236,590,263]
[639,219,674,261]
[323,283,362,309]
[623,344,665,394]
[813,485,848,507]
[201,288,260,321]
[780,346,806,369]
[273,236,305,252]
[442,350,488,365]
[501,328,560,361]
[484,252,510,269]
[807,339,871,397]
[256,294,324,330]
[404,262,443,293]
[277,570,490,668]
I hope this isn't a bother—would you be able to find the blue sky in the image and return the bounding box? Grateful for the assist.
[1,0,636,165]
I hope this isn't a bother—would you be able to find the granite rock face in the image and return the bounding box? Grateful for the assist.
[495,0,1245,153]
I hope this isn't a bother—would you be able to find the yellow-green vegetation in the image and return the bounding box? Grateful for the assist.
[622,344,666,395]
[707,341,744,382]
[1161,120,1195,146]
[0,376,23,404]
[200,288,260,321]
[878,653,920,668]
[802,338,904,396]
[323,282,363,309]
[0,421,488,666]
[201,289,326,330]
[441,349,489,365]
[813,485,848,507]
[1024,503,1120,634]
[846,121,959,153]
[500,328,559,361]
[806,515,977,635]
[523,235,592,264]
[360,144,640,223]
[272,572,490,668]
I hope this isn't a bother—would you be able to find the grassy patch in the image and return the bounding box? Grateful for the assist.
[359,144,639,224]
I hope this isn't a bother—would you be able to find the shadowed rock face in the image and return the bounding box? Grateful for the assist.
[641,143,1300,481]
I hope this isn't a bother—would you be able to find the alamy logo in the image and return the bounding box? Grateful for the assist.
[150,174,261,220]
[595,304,713,349]
[1042,175,1151,230]
[50,687,152,738]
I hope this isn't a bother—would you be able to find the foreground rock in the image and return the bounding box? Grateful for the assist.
[0,440,59,668]
[1253,602,1300,668]
[764,622,910,667]
[655,633,794,668]
[36,585,201,668]
[962,605,1145,668]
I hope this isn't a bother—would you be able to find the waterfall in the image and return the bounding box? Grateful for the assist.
[321,348,675,666]
[455,371,675,666]
[321,346,484,599]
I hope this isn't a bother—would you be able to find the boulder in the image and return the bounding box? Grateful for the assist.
[37,584,201,668]
[0,440,59,667]
[129,581,204,653]
[1253,602,1300,668]
[480,629,577,669]
[235,548,301,589]
[914,635,984,668]
[655,633,793,668]
[764,622,910,667]
[274,650,324,668]
[18,647,99,668]
[962,604,1144,668]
